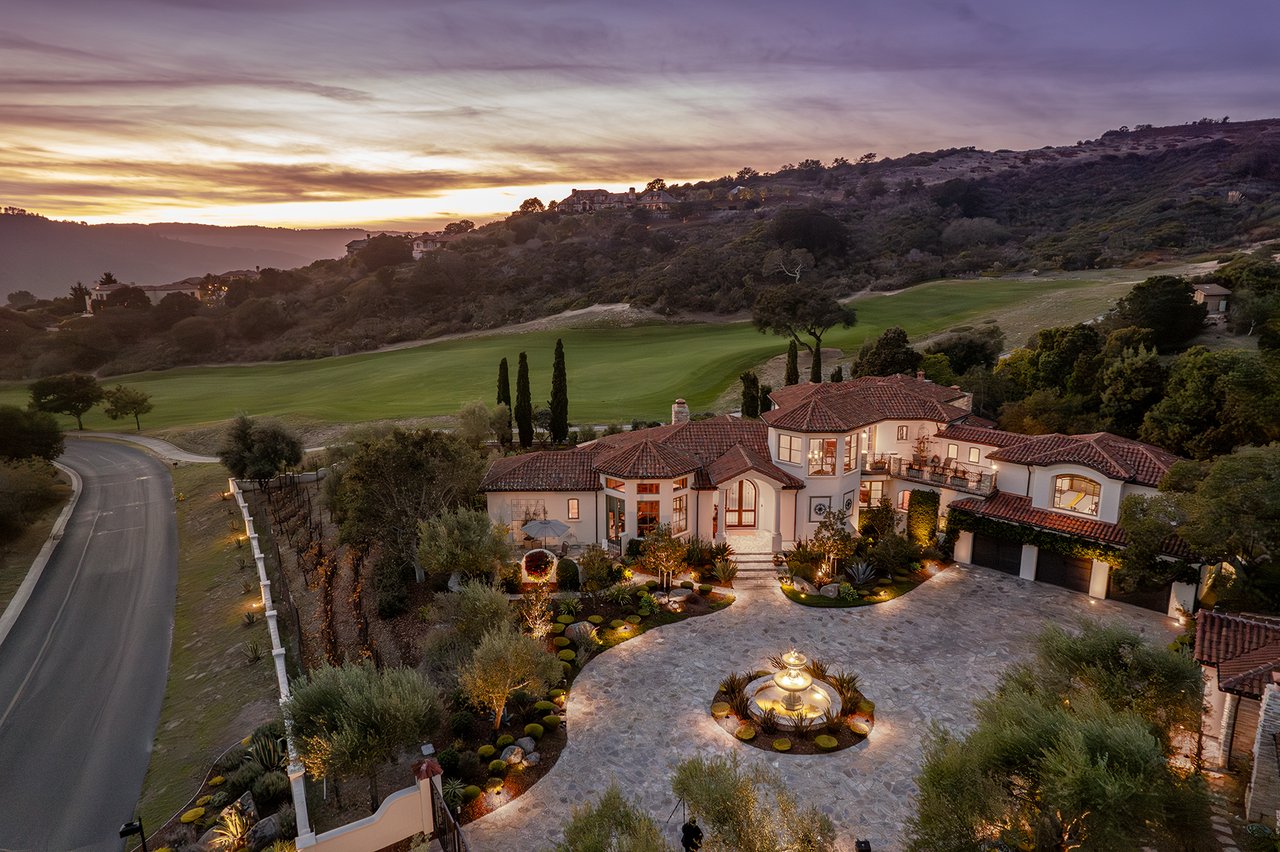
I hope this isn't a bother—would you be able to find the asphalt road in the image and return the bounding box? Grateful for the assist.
[0,439,177,851]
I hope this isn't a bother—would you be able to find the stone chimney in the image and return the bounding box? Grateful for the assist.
[671,398,690,425]
[952,387,973,412]
[915,370,925,381]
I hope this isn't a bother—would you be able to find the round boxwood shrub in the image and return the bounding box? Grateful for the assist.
[556,614,575,625]
[558,649,576,662]
[477,744,496,759]
[850,720,871,736]
[542,714,562,728]
[645,579,659,590]
[484,777,504,794]
[734,723,756,741]
[773,738,792,752]
[549,688,566,699]
[815,734,838,751]
[227,762,262,792]
[488,759,508,775]
[698,584,713,595]
[553,636,570,648]
[462,784,483,802]
[587,614,603,625]
[213,745,247,773]
[710,701,731,719]
[625,615,641,625]
[561,661,573,677]
[195,795,212,807]
[437,746,460,777]
[449,709,476,737]
[610,618,625,628]
[552,622,565,634]
[253,770,290,805]
[534,700,556,712]
[524,723,545,740]
[680,580,694,589]
[496,734,514,748]
[856,698,876,716]
[180,807,205,824]
[876,577,893,586]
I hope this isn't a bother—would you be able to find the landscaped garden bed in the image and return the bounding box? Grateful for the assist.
[709,653,874,755]
[780,564,939,607]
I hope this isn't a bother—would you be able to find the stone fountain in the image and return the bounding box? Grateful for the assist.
[747,649,841,727]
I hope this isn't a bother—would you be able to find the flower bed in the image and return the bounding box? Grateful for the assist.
[780,564,941,608]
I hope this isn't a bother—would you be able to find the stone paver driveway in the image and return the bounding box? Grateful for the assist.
[465,565,1179,851]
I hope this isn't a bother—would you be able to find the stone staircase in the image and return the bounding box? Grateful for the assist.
[733,551,783,586]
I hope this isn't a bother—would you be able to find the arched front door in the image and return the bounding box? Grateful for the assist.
[725,479,757,529]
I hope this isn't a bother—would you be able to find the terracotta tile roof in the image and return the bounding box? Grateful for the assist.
[481,415,803,492]
[935,423,1030,448]
[1195,610,1280,698]
[1193,282,1232,296]
[948,492,1193,558]
[706,445,805,488]
[594,440,700,479]
[763,376,970,433]
[986,432,1180,487]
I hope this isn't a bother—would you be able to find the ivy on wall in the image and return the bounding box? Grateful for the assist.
[945,507,1122,564]
[907,489,941,546]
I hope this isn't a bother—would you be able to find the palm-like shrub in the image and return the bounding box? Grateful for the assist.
[212,804,252,850]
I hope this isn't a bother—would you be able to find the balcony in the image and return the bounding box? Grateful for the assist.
[861,454,997,496]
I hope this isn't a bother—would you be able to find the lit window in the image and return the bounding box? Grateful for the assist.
[567,498,579,520]
[605,478,625,491]
[968,447,980,464]
[672,495,688,534]
[778,433,802,465]
[637,482,660,494]
[858,480,884,508]
[896,425,909,441]
[946,443,958,460]
[1053,475,1101,516]
[808,438,837,476]
[725,480,757,528]
[843,436,855,472]
[673,477,688,491]
[637,500,660,536]
[898,491,911,510]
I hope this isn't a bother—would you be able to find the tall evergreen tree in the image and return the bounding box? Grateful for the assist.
[784,340,800,385]
[810,345,824,383]
[758,383,774,414]
[740,371,760,418]
[496,357,512,445]
[829,365,844,382]
[515,352,533,448]
[549,338,569,444]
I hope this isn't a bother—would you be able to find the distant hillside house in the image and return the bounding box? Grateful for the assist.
[344,235,371,256]
[89,277,203,308]
[481,374,1199,618]
[557,187,676,214]
[411,232,465,260]
[1193,282,1231,320]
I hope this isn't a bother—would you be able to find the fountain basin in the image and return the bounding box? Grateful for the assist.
[746,674,841,728]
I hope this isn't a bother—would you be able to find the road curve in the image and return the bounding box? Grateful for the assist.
[0,439,177,851]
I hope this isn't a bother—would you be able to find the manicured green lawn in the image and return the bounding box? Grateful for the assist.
[0,272,1137,431]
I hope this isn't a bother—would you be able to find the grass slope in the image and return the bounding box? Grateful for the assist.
[0,473,71,615]
[136,463,277,831]
[0,271,1144,431]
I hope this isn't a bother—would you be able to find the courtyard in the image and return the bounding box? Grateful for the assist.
[464,565,1180,851]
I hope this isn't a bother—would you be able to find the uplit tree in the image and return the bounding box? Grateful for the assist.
[459,626,562,731]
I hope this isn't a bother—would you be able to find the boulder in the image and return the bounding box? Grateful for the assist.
[227,791,258,823]
[792,577,818,595]
[820,583,841,598]
[515,736,537,754]
[501,745,525,765]
[525,751,541,766]
[669,588,692,601]
[247,815,281,852]
[565,622,598,644]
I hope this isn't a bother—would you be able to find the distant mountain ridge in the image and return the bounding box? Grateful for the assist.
[0,214,372,298]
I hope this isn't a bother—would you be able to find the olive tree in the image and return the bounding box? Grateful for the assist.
[459,626,562,731]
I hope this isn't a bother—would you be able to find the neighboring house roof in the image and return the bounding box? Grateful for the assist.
[1195,610,1280,698]
[763,375,969,433]
[1193,282,1232,296]
[480,415,805,492]
[986,432,1179,487]
[948,491,1194,558]
[935,423,1030,448]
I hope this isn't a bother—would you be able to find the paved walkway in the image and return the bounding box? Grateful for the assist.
[465,565,1179,852]
[74,431,219,463]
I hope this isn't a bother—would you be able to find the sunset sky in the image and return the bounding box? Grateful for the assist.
[3,0,1276,230]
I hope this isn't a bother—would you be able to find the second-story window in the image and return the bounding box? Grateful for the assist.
[843,435,855,472]
[778,433,802,465]
[968,447,981,464]
[896,425,909,441]
[605,478,625,491]
[808,438,837,476]
[1053,474,1101,516]
[946,443,959,459]
[637,483,660,494]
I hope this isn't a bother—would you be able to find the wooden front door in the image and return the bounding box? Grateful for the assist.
[725,480,757,529]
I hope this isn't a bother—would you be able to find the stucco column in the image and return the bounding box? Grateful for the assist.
[1220,692,1240,769]
[1019,545,1037,581]
[1247,684,1280,820]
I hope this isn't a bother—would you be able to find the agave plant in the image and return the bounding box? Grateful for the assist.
[804,657,830,681]
[846,560,876,586]
[758,707,780,734]
[212,804,253,850]
[713,559,738,584]
[719,671,749,700]
[442,777,466,810]
[248,734,287,773]
[830,670,863,709]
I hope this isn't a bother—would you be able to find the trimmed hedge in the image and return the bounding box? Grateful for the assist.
[180,808,205,824]
[552,622,566,634]
[610,618,625,628]
[534,700,556,712]
[549,688,567,698]
[556,614,575,624]
[524,723,545,740]
[462,784,483,802]
[698,584,713,594]
[625,615,641,624]
[906,489,940,546]
[553,637,571,648]
[587,614,604,625]
[680,580,694,589]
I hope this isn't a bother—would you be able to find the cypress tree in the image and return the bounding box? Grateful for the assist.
[515,352,533,448]
[549,338,569,444]
[829,365,844,382]
[497,357,512,437]
[759,383,774,414]
[785,340,800,386]
[810,344,823,384]
[740,371,760,418]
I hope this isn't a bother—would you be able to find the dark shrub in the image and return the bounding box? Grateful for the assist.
[450,710,476,738]
[252,770,290,805]
[437,746,461,777]
[556,557,579,590]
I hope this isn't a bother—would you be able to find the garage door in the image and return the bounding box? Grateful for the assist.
[971,534,1021,575]
[1108,580,1172,614]
[1036,551,1093,593]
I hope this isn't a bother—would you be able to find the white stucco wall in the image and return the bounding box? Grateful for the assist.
[1028,463,1124,523]
[486,490,601,545]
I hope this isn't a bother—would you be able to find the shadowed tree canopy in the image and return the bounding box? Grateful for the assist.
[768,208,850,258]
[217,414,303,483]
[851,326,922,378]
[752,286,856,382]
[356,234,411,271]
[102,385,153,431]
[28,372,102,430]
[924,325,1004,374]
[1111,275,1206,353]
[0,405,63,461]
[103,285,152,311]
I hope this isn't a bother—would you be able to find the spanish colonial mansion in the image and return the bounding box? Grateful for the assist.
[482,374,1196,618]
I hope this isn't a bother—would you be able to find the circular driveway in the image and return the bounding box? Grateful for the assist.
[466,566,1180,851]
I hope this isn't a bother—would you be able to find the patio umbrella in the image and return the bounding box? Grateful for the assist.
[521,518,570,546]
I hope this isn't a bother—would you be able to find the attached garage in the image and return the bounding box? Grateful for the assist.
[971,533,1022,575]
[1107,579,1173,614]
[1035,550,1093,593]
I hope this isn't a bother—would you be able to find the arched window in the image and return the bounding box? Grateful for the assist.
[725,480,757,528]
[1053,474,1101,516]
